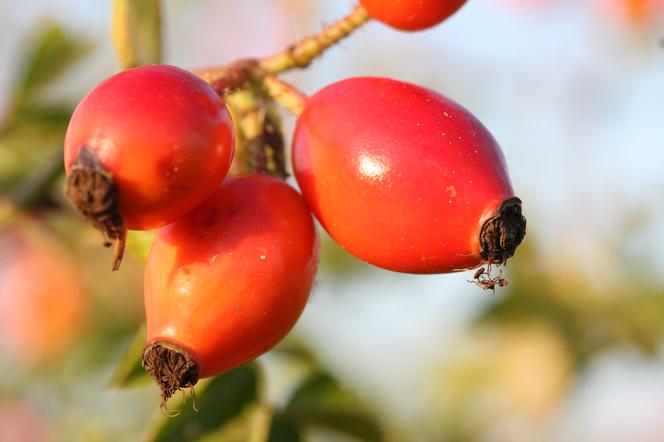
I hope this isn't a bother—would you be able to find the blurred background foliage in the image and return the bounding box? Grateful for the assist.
[1,1,664,441]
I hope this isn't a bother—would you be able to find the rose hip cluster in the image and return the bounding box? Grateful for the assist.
[63,1,525,405]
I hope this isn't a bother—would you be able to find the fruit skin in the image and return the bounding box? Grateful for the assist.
[292,77,518,274]
[64,64,234,230]
[144,174,318,378]
[360,0,468,31]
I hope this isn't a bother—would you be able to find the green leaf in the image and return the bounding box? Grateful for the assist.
[268,413,302,442]
[107,323,150,388]
[143,364,258,442]
[271,337,319,368]
[284,373,382,442]
[14,24,91,107]
[126,230,156,263]
[112,0,162,68]
[319,231,367,276]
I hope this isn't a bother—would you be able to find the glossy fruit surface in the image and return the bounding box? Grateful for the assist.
[144,175,318,382]
[64,64,234,230]
[360,0,468,31]
[0,221,86,363]
[292,77,521,274]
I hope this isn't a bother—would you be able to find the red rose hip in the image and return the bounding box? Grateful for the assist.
[360,0,468,31]
[142,175,318,404]
[64,65,234,269]
[0,220,86,364]
[292,77,525,275]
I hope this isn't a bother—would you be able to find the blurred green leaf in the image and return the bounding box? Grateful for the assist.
[1,22,86,193]
[127,230,156,263]
[0,106,73,191]
[14,24,90,108]
[5,147,63,207]
[107,323,150,388]
[155,405,303,442]
[268,413,301,442]
[319,231,366,276]
[112,0,162,68]
[143,364,258,442]
[476,239,664,367]
[608,292,664,355]
[284,373,382,442]
[271,337,319,368]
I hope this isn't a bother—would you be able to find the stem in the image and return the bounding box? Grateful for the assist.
[260,5,370,74]
[195,59,258,97]
[247,363,272,442]
[260,75,309,116]
[247,403,274,442]
[226,88,265,173]
[228,89,264,139]
[196,5,371,84]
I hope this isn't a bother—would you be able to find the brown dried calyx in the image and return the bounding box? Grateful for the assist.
[479,197,526,266]
[142,341,200,408]
[471,198,526,292]
[64,148,126,271]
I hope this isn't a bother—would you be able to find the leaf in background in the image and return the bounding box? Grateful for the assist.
[13,24,91,109]
[318,231,367,276]
[271,337,319,368]
[126,230,156,263]
[0,106,72,191]
[4,147,63,207]
[112,0,162,68]
[1,22,88,192]
[268,413,301,442]
[284,372,383,442]
[607,292,664,355]
[143,364,258,442]
[107,323,150,388]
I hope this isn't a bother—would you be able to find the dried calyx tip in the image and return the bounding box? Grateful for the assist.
[64,148,126,270]
[142,341,200,407]
[479,197,526,266]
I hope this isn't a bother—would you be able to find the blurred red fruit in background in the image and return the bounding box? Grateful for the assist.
[0,399,50,442]
[0,220,86,364]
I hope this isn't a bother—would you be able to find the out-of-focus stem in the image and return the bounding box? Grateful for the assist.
[112,0,162,68]
[247,403,274,442]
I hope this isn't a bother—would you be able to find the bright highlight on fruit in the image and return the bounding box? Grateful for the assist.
[142,175,319,405]
[51,1,528,412]
[292,77,525,274]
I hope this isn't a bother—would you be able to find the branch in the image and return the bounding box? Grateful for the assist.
[259,74,309,116]
[196,5,370,89]
[260,5,370,74]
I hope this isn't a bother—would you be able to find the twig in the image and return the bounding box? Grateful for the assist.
[259,74,309,116]
[196,5,371,91]
[246,403,273,442]
[260,5,370,74]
